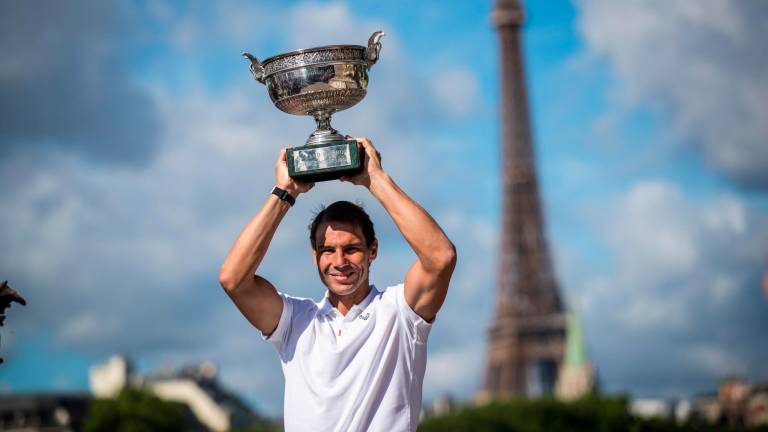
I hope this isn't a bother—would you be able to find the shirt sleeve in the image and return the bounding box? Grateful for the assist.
[392,283,433,344]
[262,292,294,351]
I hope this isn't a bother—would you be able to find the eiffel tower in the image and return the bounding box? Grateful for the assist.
[478,0,567,400]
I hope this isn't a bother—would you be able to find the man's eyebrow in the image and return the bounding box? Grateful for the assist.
[319,242,367,249]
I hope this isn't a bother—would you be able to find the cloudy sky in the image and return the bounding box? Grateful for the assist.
[1,0,767,417]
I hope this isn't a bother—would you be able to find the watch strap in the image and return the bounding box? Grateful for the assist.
[271,186,296,206]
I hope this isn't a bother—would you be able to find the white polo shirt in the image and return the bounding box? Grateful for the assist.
[264,283,432,432]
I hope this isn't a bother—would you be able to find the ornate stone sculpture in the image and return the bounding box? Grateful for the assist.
[0,280,27,364]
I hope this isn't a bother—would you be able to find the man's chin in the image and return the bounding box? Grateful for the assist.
[324,273,357,290]
[327,282,359,297]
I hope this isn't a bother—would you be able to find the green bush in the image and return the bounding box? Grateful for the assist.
[84,388,186,432]
[229,425,283,432]
[418,396,768,432]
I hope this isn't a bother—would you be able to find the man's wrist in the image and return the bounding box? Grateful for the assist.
[271,186,296,206]
[367,171,391,192]
[276,181,301,196]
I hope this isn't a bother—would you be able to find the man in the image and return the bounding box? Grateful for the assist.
[219,137,456,431]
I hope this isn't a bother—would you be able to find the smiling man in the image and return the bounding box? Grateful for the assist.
[219,137,457,432]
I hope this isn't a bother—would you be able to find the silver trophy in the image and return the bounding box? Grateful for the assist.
[243,31,384,182]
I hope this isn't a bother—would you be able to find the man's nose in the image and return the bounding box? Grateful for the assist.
[331,249,346,266]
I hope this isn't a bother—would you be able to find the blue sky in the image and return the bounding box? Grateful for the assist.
[1,0,767,417]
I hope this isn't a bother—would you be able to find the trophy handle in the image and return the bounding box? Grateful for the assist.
[365,31,385,66]
[241,52,266,84]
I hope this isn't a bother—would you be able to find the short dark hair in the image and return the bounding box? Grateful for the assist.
[309,201,376,250]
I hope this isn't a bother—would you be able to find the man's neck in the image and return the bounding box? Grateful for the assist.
[329,283,371,316]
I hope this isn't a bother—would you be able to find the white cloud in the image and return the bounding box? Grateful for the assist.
[424,344,483,401]
[684,345,748,377]
[589,180,763,330]
[0,0,160,165]
[431,67,481,119]
[623,294,688,332]
[577,0,768,186]
[145,1,280,53]
[287,2,387,50]
[60,313,120,345]
[701,196,746,234]
[709,274,738,303]
[564,178,768,395]
[606,180,699,284]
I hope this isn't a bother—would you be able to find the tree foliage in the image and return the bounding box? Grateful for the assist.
[230,426,283,432]
[418,396,768,432]
[84,388,186,432]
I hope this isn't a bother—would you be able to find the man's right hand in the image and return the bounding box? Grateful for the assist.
[275,148,314,197]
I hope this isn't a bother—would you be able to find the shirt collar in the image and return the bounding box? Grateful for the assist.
[316,284,379,318]
[317,295,334,316]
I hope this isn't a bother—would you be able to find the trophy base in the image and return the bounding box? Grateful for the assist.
[286,140,363,182]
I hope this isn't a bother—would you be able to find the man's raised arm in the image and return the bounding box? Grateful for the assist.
[343,138,457,322]
[219,149,314,334]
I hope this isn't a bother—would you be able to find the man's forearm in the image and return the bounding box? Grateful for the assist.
[219,194,291,292]
[368,172,455,271]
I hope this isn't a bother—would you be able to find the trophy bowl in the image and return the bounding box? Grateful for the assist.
[242,31,384,182]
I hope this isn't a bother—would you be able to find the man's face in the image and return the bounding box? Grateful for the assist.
[312,220,377,297]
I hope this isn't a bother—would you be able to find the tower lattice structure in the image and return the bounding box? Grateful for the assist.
[478,0,567,400]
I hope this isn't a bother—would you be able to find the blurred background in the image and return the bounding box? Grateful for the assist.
[1,0,767,430]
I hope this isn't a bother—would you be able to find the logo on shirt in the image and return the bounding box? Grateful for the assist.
[358,312,370,321]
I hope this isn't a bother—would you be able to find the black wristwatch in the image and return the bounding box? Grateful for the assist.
[271,186,296,206]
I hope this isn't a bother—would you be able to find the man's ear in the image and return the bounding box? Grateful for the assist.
[369,240,378,262]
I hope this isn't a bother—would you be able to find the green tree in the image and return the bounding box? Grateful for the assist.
[229,426,283,432]
[418,396,768,432]
[84,388,186,432]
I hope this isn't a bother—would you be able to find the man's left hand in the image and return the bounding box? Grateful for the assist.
[341,137,385,189]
